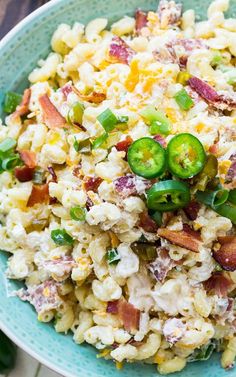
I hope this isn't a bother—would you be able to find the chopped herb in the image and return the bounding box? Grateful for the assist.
[74,138,91,153]
[187,342,215,362]
[92,132,108,149]
[97,108,118,132]
[107,248,120,264]
[51,229,74,246]
[0,138,16,153]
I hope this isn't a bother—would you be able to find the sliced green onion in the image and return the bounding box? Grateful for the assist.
[3,92,22,114]
[149,210,162,226]
[92,132,108,149]
[67,102,84,125]
[0,138,16,153]
[117,115,129,123]
[51,229,74,245]
[188,341,215,362]
[229,189,236,205]
[70,206,86,221]
[97,108,118,132]
[1,155,21,170]
[174,89,194,111]
[140,106,171,135]
[211,52,223,67]
[196,188,229,208]
[107,248,120,264]
[214,202,236,224]
[33,169,46,185]
[74,138,91,153]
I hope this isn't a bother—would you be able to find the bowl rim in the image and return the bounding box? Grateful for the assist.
[0,2,75,374]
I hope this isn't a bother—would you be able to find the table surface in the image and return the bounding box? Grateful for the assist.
[0,1,63,376]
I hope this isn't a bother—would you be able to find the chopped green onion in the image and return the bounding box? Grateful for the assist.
[149,210,162,226]
[1,155,21,171]
[74,138,91,153]
[117,115,129,123]
[3,92,22,114]
[107,248,120,264]
[67,102,84,125]
[97,109,118,132]
[51,229,74,245]
[33,169,46,185]
[70,206,86,221]
[194,154,218,192]
[214,202,236,225]
[92,132,108,149]
[174,89,194,111]
[188,341,215,362]
[0,138,16,153]
[140,106,171,135]
[196,188,229,208]
[229,189,236,205]
[211,52,223,67]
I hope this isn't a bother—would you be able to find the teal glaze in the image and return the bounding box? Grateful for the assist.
[1,0,236,375]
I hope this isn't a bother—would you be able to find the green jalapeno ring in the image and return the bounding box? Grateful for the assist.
[127,137,166,179]
[167,133,206,179]
[147,180,191,211]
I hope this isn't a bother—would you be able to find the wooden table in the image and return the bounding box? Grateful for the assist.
[0,0,50,39]
[0,1,63,376]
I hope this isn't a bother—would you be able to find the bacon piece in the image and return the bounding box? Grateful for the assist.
[149,248,176,282]
[115,136,133,153]
[157,0,182,28]
[17,280,62,314]
[12,88,31,118]
[48,166,58,183]
[39,94,67,129]
[188,76,236,111]
[209,142,219,155]
[86,197,94,211]
[225,154,236,185]
[14,166,34,182]
[153,134,167,147]
[117,299,140,332]
[107,300,119,314]
[135,9,148,35]
[72,165,82,178]
[163,318,186,344]
[204,272,233,297]
[182,224,201,241]
[72,86,106,104]
[183,201,200,221]
[109,36,135,65]
[213,236,236,271]
[139,212,158,233]
[114,174,152,198]
[83,177,103,193]
[19,150,36,168]
[27,183,49,207]
[158,227,201,252]
[61,83,72,99]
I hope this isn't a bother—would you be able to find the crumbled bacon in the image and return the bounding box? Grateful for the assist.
[61,83,72,99]
[19,150,37,168]
[182,224,201,241]
[17,280,62,314]
[83,177,103,193]
[117,299,140,332]
[163,318,186,344]
[188,76,236,111]
[204,272,233,297]
[12,88,31,118]
[72,86,106,104]
[183,201,200,221]
[109,36,135,65]
[158,227,201,252]
[86,197,94,210]
[135,9,148,34]
[107,300,119,314]
[213,236,236,271]
[157,0,182,28]
[225,154,236,186]
[27,184,49,207]
[115,136,133,153]
[114,174,152,198]
[153,134,167,147]
[72,165,82,178]
[14,166,34,182]
[39,94,67,129]
[139,212,158,233]
[48,166,58,183]
[209,142,219,155]
[149,248,176,282]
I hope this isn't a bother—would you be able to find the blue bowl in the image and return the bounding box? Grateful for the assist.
[1,0,236,376]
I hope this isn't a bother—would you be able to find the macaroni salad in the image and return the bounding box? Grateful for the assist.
[1,0,236,374]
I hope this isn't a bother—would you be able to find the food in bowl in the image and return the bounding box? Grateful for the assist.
[0,0,236,374]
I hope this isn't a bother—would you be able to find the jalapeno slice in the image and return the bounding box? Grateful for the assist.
[127,137,166,179]
[147,180,191,211]
[167,133,206,179]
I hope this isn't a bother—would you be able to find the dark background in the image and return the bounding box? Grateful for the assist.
[0,0,50,39]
